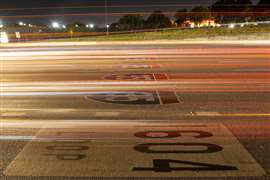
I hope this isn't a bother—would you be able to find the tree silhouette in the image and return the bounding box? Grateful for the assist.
[109,22,120,32]
[189,6,210,24]
[145,11,172,29]
[118,14,145,31]
[212,0,253,23]
[67,22,87,32]
[175,9,189,26]
[254,0,270,21]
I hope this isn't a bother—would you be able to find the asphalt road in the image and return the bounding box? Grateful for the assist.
[0,43,270,180]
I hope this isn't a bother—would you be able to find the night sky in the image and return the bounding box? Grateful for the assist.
[0,0,260,26]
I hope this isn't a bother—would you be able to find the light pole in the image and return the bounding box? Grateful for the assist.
[210,0,213,20]
[105,0,109,36]
[106,24,110,36]
[105,0,108,25]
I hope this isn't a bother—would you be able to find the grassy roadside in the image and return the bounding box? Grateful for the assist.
[44,25,270,42]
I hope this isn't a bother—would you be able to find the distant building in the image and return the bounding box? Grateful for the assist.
[181,19,219,28]
[198,19,216,27]
[182,20,196,28]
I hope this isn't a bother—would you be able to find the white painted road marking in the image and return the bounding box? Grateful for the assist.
[4,123,265,177]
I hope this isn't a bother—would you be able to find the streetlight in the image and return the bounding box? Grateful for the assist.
[0,24,3,28]
[89,24,94,28]
[106,24,110,36]
[52,22,60,29]
[19,22,24,26]
[86,24,95,29]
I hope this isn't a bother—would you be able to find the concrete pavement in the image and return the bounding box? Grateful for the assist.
[0,42,269,179]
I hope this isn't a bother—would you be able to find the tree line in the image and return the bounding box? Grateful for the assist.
[4,0,269,32]
[109,0,269,31]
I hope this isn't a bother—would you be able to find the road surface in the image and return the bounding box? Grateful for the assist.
[0,42,269,179]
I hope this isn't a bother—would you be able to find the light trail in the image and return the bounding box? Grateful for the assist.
[2,86,270,97]
[1,43,269,96]
[1,48,269,57]
[1,55,269,61]
[1,40,270,48]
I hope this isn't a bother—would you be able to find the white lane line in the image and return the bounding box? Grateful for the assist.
[1,92,98,96]
[3,89,270,97]
[1,112,27,117]
[0,136,34,140]
[1,120,209,128]
[3,79,269,87]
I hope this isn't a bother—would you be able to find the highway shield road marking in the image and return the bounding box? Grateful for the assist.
[5,123,265,177]
[87,91,180,105]
[103,73,168,81]
[119,64,161,69]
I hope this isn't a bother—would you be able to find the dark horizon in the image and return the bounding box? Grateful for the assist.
[0,0,261,26]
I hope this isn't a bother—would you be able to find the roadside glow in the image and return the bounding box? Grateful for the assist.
[62,25,66,29]
[0,24,3,28]
[86,24,95,28]
[19,22,24,26]
[229,24,235,29]
[240,24,244,27]
[52,22,60,29]
[90,24,94,28]
[0,32,9,43]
